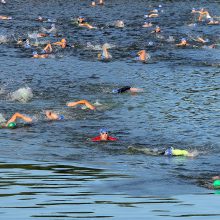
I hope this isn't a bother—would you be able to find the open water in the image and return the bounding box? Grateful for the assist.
[0,0,220,219]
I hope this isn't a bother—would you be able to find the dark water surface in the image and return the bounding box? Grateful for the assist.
[0,0,220,219]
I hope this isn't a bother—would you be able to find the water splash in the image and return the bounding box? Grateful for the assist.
[10,87,33,103]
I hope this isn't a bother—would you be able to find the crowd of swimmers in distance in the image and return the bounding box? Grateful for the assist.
[1,0,220,183]
[0,2,218,61]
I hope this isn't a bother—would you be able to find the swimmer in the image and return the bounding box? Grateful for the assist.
[0,112,32,128]
[115,20,125,28]
[98,44,112,60]
[36,16,44,22]
[208,18,219,25]
[42,43,53,53]
[142,22,152,28]
[91,0,96,6]
[32,51,49,58]
[151,25,161,33]
[112,86,143,94]
[91,128,117,142]
[0,15,12,20]
[45,110,65,120]
[67,99,96,110]
[164,147,196,157]
[77,16,95,29]
[98,0,104,5]
[192,8,212,21]
[137,50,149,62]
[128,146,197,157]
[24,39,31,49]
[145,10,159,18]
[53,38,67,48]
[176,38,190,46]
[195,37,208,43]
[17,38,24,45]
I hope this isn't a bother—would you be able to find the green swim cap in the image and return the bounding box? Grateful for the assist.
[213,180,220,189]
[7,122,16,129]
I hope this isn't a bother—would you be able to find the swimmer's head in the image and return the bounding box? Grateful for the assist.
[164,147,173,156]
[148,41,154,46]
[99,128,109,140]
[32,51,38,55]
[61,38,66,43]
[181,38,186,41]
[58,115,65,120]
[112,89,119,93]
[100,128,108,134]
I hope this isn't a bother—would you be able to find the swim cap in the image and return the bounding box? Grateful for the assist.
[58,115,65,120]
[181,38,186,41]
[164,147,173,156]
[7,122,16,129]
[213,180,220,189]
[112,89,119,93]
[100,128,108,134]
[32,51,38,55]
[148,41,154,46]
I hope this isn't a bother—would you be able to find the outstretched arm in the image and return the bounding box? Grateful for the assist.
[67,100,95,110]
[44,43,53,53]
[6,112,32,126]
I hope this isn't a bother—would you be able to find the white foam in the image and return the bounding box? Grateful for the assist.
[10,87,33,103]
[0,113,6,123]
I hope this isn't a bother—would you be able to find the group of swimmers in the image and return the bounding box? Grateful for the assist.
[1,1,220,190]
[0,2,219,61]
[0,85,196,157]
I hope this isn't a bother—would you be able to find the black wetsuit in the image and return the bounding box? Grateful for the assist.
[116,86,131,93]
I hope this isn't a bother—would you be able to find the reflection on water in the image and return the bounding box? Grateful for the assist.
[0,161,219,219]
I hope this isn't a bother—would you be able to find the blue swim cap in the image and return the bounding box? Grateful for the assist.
[181,38,186,41]
[25,44,31,49]
[58,115,65,120]
[32,51,38,55]
[112,89,119,93]
[100,128,108,134]
[164,147,173,156]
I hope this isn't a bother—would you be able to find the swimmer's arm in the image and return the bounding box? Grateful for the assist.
[6,112,32,126]
[130,87,143,93]
[53,42,62,46]
[67,100,95,110]
[44,43,53,52]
